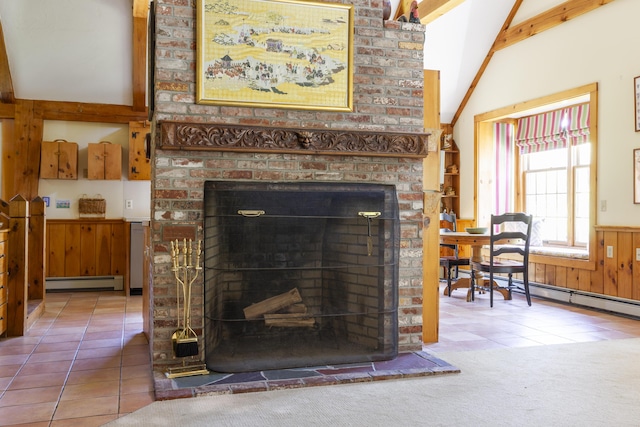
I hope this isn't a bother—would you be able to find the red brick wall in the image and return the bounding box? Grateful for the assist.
[150,0,427,367]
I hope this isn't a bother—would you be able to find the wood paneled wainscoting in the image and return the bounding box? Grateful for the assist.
[529,226,640,301]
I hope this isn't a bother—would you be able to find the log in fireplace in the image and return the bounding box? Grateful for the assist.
[203,181,399,372]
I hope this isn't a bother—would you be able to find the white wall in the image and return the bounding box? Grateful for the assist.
[38,121,150,220]
[455,0,640,226]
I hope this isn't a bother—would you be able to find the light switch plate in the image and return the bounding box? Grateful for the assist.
[606,246,613,258]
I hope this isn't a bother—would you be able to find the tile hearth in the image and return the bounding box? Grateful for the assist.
[153,351,459,399]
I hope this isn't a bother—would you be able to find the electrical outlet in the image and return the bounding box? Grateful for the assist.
[125,200,133,209]
[606,246,613,258]
[636,248,640,261]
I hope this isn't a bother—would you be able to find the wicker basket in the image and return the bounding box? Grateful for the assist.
[79,194,106,217]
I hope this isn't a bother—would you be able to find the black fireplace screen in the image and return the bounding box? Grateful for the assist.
[203,181,399,372]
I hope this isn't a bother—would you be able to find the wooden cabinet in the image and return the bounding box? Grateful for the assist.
[129,121,151,180]
[46,219,127,278]
[40,139,78,179]
[88,142,122,180]
[0,229,7,335]
[441,136,460,215]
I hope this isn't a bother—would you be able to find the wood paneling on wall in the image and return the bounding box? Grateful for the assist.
[478,226,640,303]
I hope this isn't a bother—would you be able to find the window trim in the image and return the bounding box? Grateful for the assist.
[474,83,598,269]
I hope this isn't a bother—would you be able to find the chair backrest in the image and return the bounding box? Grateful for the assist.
[440,211,458,256]
[489,212,533,266]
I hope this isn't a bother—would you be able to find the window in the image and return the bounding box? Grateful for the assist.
[510,103,591,248]
[522,142,590,247]
[475,84,597,265]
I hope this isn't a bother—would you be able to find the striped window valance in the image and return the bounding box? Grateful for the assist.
[515,103,590,154]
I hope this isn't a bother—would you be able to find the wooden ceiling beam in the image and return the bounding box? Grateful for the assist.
[451,0,613,126]
[493,0,616,51]
[132,0,149,112]
[35,100,147,123]
[418,0,467,25]
[0,19,16,104]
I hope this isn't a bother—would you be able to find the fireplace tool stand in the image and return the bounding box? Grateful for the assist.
[166,238,209,379]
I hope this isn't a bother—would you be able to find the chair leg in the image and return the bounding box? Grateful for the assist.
[470,268,475,301]
[446,266,452,297]
[489,271,494,307]
[524,273,532,306]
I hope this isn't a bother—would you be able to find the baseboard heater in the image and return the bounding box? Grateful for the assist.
[46,276,124,291]
[457,270,640,318]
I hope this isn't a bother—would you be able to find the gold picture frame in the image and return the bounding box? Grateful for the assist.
[196,0,354,111]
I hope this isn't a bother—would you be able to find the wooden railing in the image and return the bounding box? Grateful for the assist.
[2,195,46,336]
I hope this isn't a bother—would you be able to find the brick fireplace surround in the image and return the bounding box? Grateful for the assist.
[149,1,439,388]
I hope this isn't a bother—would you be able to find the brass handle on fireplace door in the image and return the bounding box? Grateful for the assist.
[238,210,266,217]
[358,212,381,218]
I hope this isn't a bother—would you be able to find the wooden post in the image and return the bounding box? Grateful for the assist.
[7,195,29,336]
[422,70,442,343]
[28,197,46,303]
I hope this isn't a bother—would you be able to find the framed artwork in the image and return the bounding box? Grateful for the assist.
[196,0,354,111]
[635,149,640,203]
[635,76,640,132]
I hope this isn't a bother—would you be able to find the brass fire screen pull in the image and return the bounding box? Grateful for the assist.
[238,210,265,217]
[358,212,380,256]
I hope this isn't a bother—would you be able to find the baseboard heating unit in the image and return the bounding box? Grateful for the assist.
[46,276,124,291]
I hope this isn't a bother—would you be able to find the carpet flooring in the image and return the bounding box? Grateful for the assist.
[106,337,640,426]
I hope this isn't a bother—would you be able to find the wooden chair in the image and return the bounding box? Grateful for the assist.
[439,212,470,297]
[470,212,533,307]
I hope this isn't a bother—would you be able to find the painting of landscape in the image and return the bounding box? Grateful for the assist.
[196,0,353,111]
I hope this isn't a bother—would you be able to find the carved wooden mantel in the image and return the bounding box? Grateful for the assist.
[158,122,430,158]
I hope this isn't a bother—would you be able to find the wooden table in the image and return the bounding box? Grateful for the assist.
[439,231,510,301]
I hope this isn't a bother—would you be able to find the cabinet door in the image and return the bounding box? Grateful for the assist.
[57,141,78,179]
[80,224,96,276]
[47,223,66,277]
[129,121,151,180]
[40,140,78,179]
[40,141,60,179]
[88,143,106,180]
[103,143,122,180]
[88,142,122,180]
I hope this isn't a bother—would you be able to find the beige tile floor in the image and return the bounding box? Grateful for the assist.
[2,284,640,426]
[0,291,153,427]
[424,282,640,354]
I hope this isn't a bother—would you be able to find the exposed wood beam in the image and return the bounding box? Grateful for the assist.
[493,0,616,51]
[133,0,149,18]
[418,0,466,26]
[0,19,16,104]
[0,102,15,119]
[132,0,149,112]
[451,0,524,126]
[12,100,43,200]
[35,100,148,123]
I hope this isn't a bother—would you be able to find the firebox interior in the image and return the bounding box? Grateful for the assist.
[204,181,399,372]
